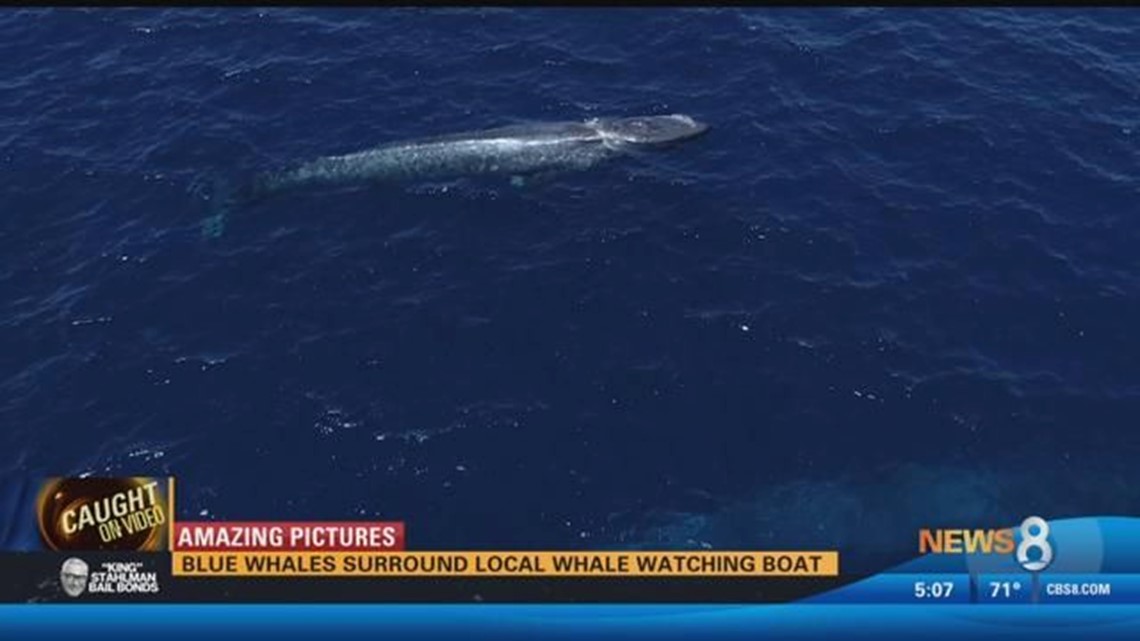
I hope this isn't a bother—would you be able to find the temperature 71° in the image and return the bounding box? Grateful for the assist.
[989,581,1023,599]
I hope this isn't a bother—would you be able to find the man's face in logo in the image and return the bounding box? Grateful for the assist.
[60,558,89,597]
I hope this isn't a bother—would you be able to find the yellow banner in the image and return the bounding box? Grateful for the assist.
[173,551,838,577]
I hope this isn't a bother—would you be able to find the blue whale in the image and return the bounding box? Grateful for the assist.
[202,114,709,235]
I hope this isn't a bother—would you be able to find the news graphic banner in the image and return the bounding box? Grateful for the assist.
[1,476,843,602]
[9,476,1140,605]
[11,478,1140,641]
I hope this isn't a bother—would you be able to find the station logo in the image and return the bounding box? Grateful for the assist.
[919,515,1054,572]
[37,477,172,552]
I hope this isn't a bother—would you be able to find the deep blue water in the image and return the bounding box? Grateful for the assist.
[3,8,1140,571]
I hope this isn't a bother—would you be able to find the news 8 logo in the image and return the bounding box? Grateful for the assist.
[1016,516,1053,572]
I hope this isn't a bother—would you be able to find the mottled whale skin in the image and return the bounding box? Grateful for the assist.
[245,114,709,200]
[198,115,707,237]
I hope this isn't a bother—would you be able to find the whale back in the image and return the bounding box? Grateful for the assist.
[591,114,710,145]
[403,121,603,146]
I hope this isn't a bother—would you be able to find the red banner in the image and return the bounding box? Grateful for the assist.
[173,521,405,551]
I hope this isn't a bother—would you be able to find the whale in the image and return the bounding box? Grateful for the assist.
[251,114,708,198]
[201,114,709,237]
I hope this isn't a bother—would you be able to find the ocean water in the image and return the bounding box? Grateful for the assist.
[2,8,1139,571]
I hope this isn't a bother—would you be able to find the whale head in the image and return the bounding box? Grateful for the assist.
[590,114,710,147]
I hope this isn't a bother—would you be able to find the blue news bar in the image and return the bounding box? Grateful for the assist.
[5,604,1140,640]
[818,573,1140,605]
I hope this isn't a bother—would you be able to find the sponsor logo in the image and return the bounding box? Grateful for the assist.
[59,557,161,598]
